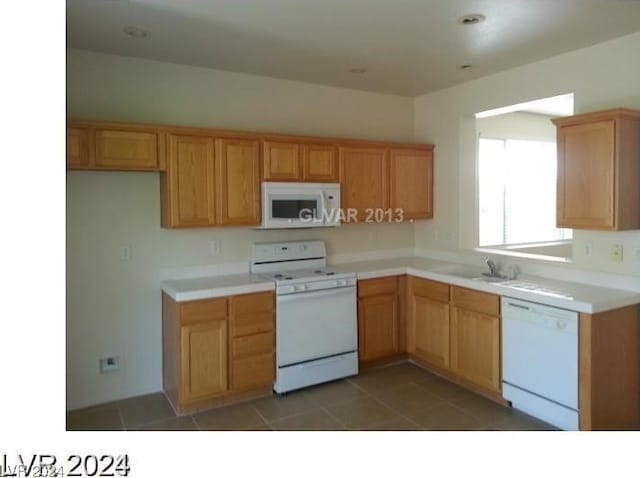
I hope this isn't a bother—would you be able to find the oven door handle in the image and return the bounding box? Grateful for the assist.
[278,285,355,301]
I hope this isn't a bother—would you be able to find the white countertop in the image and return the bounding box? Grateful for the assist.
[161,273,274,302]
[161,257,640,313]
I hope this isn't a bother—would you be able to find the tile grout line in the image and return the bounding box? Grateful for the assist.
[190,415,201,431]
[249,403,272,429]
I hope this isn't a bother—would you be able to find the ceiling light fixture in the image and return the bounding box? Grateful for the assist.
[348,67,368,74]
[123,26,152,39]
[457,14,486,25]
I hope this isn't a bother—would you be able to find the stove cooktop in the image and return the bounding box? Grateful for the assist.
[260,267,345,282]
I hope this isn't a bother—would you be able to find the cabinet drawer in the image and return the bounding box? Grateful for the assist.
[451,287,500,316]
[231,292,274,315]
[358,276,398,298]
[232,353,275,391]
[180,298,227,325]
[231,311,274,337]
[410,277,449,303]
[232,331,274,359]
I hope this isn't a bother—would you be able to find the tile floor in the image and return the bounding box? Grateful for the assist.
[66,362,558,431]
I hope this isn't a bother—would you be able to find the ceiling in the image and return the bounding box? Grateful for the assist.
[66,0,640,96]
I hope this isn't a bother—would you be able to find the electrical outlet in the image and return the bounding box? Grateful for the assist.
[99,356,120,374]
[209,240,221,255]
[584,242,593,257]
[119,245,131,261]
[610,244,623,263]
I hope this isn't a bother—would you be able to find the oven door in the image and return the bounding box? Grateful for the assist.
[276,286,357,367]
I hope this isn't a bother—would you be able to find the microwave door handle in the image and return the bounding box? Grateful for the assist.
[320,191,327,224]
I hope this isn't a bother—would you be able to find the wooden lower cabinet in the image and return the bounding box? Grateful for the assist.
[357,276,405,365]
[163,291,274,415]
[181,319,228,402]
[411,295,450,369]
[450,306,500,393]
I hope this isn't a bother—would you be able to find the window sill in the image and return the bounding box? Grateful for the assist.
[475,243,573,264]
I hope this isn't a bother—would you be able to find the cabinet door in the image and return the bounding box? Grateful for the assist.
[450,306,500,393]
[389,148,433,220]
[263,141,301,180]
[358,294,399,362]
[340,147,388,223]
[94,129,158,170]
[557,121,615,229]
[180,319,228,402]
[412,296,450,369]
[216,138,261,225]
[302,144,338,182]
[67,127,90,168]
[163,135,216,227]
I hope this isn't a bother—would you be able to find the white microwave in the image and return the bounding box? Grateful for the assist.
[260,182,341,229]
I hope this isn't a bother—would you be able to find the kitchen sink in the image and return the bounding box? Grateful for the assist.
[431,265,509,283]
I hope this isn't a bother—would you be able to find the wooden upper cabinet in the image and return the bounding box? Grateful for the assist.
[263,141,301,180]
[216,138,261,226]
[389,148,433,220]
[94,129,159,170]
[302,144,339,182]
[553,108,640,230]
[161,134,216,228]
[67,127,91,168]
[339,146,389,223]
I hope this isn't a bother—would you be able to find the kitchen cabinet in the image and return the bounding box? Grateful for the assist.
[340,146,389,223]
[67,127,90,168]
[408,277,450,369]
[302,144,339,182]
[215,138,261,226]
[450,287,501,393]
[66,124,164,171]
[357,276,405,365]
[389,148,434,220]
[161,135,260,228]
[263,141,301,181]
[162,291,275,415]
[263,140,339,182]
[553,108,640,230]
[229,292,275,391]
[161,134,216,228]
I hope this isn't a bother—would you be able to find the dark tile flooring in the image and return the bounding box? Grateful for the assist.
[66,362,558,431]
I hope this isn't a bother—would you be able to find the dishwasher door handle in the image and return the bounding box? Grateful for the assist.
[506,302,531,311]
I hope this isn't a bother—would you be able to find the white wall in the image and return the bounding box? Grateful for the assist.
[476,111,556,142]
[66,49,415,409]
[413,32,640,277]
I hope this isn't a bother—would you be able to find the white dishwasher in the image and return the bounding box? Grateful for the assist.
[501,297,579,430]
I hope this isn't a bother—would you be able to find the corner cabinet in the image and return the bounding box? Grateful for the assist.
[160,135,260,228]
[553,108,640,230]
[162,291,275,415]
[389,148,434,220]
[407,277,450,369]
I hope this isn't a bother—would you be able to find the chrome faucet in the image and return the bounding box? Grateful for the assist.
[484,258,507,279]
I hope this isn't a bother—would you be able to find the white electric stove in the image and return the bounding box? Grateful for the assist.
[251,240,358,393]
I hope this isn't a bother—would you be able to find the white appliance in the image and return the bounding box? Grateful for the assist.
[260,182,341,229]
[251,240,358,393]
[501,297,579,430]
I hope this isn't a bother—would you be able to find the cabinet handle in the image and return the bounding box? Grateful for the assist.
[506,302,530,311]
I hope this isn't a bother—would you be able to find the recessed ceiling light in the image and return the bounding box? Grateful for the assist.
[123,26,152,39]
[460,64,473,69]
[457,14,486,25]
[348,67,368,74]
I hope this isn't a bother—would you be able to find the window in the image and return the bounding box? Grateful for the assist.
[478,137,572,247]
